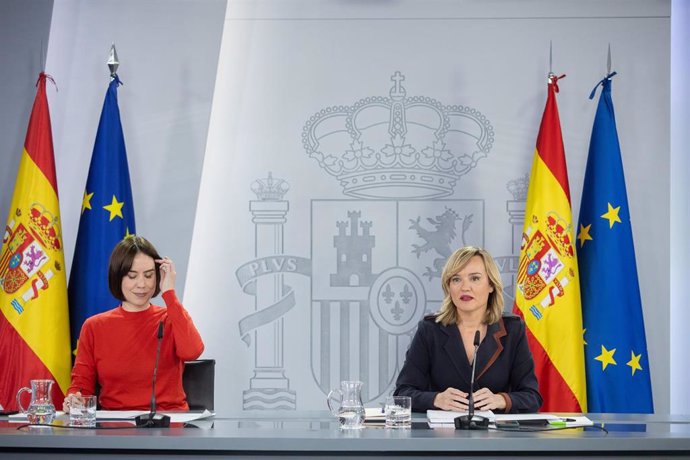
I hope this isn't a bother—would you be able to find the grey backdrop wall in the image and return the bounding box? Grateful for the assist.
[0,0,687,417]
[0,0,54,230]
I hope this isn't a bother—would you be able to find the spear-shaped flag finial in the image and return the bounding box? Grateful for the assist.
[607,43,612,75]
[108,44,119,76]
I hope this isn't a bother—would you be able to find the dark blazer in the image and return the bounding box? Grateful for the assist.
[394,314,542,413]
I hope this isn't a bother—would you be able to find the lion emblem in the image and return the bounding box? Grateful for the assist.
[409,208,472,279]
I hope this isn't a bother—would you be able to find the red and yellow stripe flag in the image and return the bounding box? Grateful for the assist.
[0,73,71,411]
[513,75,587,412]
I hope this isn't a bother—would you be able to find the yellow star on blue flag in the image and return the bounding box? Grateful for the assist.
[594,345,616,371]
[601,203,622,228]
[81,191,93,214]
[627,351,643,376]
[103,195,125,221]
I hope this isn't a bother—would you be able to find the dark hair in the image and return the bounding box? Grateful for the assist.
[108,236,162,301]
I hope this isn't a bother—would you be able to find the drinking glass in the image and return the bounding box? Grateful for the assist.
[385,395,411,428]
[69,395,97,427]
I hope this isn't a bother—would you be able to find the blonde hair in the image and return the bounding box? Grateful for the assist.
[435,246,504,327]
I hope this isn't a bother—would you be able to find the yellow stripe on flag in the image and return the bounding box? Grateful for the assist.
[515,152,586,410]
[0,149,71,395]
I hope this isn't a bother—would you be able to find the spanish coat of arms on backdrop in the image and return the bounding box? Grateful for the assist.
[234,72,528,409]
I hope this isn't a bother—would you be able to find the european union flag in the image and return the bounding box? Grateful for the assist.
[576,73,653,413]
[68,75,136,351]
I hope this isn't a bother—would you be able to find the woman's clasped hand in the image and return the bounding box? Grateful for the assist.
[433,387,507,412]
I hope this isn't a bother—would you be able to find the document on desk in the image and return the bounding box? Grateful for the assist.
[493,413,594,427]
[426,411,592,428]
[8,410,214,424]
[8,412,61,422]
[364,407,386,423]
[426,409,495,427]
[96,409,214,423]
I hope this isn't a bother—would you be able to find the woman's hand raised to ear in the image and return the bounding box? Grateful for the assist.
[156,257,176,293]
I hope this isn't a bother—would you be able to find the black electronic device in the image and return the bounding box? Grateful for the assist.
[135,321,171,428]
[455,330,490,430]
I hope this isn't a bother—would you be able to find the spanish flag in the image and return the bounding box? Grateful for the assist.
[513,74,587,412]
[0,73,71,411]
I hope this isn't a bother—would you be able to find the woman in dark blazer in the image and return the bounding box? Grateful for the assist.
[394,246,542,413]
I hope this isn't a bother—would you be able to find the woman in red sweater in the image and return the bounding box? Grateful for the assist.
[63,236,204,411]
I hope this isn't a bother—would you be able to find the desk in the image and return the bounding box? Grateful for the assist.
[1,412,690,459]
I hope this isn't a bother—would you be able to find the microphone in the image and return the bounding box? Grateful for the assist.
[135,321,171,428]
[467,330,480,417]
[455,330,489,430]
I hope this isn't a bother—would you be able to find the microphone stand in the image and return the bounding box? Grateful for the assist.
[455,330,489,430]
[135,321,171,428]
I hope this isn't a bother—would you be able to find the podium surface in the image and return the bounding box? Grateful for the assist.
[1,412,689,459]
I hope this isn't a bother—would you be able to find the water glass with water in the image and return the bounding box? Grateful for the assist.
[385,395,411,428]
[69,395,97,427]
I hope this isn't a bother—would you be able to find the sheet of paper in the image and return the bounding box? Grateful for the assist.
[493,413,559,422]
[8,411,68,421]
[561,416,594,427]
[364,407,386,421]
[9,410,214,424]
[493,413,594,427]
[426,411,593,428]
[96,409,214,423]
[426,409,495,424]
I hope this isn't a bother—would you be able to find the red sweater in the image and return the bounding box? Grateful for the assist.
[68,290,204,410]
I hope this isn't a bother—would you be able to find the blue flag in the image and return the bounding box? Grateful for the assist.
[68,75,136,351]
[576,73,653,413]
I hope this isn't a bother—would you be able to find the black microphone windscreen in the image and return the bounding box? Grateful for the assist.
[473,330,480,347]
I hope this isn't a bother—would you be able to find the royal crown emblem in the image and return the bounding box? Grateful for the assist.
[544,212,574,259]
[28,203,62,250]
[251,172,290,201]
[507,174,529,201]
[302,72,494,199]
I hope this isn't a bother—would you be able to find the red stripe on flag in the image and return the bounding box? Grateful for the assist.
[536,82,571,204]
[23,73,59,195]
[0,313,66,412]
